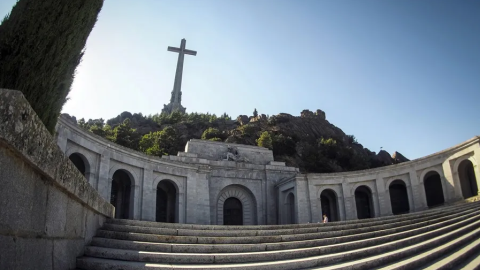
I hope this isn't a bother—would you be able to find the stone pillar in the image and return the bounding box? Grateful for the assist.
[473,148,480,196]
[342,183,356,220]
[141,168,155,221]
[443,161,463,201]
[55,124,68,153]
[295,175,311,223]
[409,170,428,211]
[133,170,143,221]
[185,170,210,224]
[97,150,111,200]
[376,177,392,217]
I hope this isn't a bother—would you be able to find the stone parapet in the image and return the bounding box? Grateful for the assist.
[0,89,114,270]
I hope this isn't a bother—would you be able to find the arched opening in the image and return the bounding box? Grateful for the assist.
[389,180,410,215]
[69,153,86,176]
[320,189,339,222]
[156,180,177,223]
[424,171,445,207]
[285,193,295,224]
[223,197,243,225]
[458,159,479,199]
[355,185,374,219]
[110,170,134,219]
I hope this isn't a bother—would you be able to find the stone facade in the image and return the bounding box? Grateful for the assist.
[55,114,480,225]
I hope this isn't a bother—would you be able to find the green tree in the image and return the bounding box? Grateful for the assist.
[253,108,258,117]
[139,126,181,156]
[112,119,140,150]
[256,131,273,149]
[201,127,221,140]
[0,0,103,133]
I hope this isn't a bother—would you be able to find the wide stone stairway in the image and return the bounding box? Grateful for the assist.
[77,201,480,270]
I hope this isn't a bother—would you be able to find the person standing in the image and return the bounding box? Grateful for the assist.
[323,214,328,223]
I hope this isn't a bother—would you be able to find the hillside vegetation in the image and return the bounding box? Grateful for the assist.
[68,109,408,173]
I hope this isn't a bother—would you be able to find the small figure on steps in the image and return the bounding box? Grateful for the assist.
[323,214,328,223]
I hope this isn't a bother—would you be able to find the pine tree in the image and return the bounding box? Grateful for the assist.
[0,0,103,133]
[256,131,273,150]
[253,108,258,118]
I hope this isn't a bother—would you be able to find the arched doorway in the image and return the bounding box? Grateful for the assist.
[285,193,295,224]
[458,159,479,199]
[424,171,445,207]
[389,180,410,215]
[224,197,243,225]
[156,180,177,223]
[69,153,87,176]
[320,189,339,221]
[110,170,133,219]
[355,186,374,219]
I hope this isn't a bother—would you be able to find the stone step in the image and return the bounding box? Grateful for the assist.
[94,207,480,245]
[369,223,480,270]
[91,208,480,253]
[106,200,480,231]
[457,248,480,270]
[77,214,480,269]
[419,237,480,270]
[83,212,480,265]
[100,204,478,239]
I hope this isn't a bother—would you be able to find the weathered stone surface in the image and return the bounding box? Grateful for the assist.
[237,115,250,125]
[0,89,113,270]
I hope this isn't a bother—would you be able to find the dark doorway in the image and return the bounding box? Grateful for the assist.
[110,170,133,219]
[355,186,374,219]
[224,197,243,225]
[285,193,295,224]
[389,180,410,215]
[458,160,479,199]
[320,189,339,221]
[69,153,86,176]
[156,180,177,223]
[424,171,445,207]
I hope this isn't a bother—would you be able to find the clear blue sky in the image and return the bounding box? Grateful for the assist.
[1,0,479,160]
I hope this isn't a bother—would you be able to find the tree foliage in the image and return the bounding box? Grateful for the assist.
[0,0,103,133]
[201,127,222,141]
[256,131,273,149]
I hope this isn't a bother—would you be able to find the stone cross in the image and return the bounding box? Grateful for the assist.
[167,38,197,105]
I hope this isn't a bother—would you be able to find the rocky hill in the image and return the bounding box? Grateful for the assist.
[67,109,408,173]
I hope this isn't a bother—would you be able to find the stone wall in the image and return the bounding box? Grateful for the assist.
[0,89,114,270]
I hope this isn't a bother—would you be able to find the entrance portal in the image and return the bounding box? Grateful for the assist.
[223,197,243,225]
[285,193,295,224]
[110,170,133,219]
[424,171,445,207]
[355,186,374,219]
[156,180,177,223]
[389,180,410,215]
[320,189,339,221]
[458,159,479,199]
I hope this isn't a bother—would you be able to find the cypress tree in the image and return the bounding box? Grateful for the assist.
[0,0,104,133]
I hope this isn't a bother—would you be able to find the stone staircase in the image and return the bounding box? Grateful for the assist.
[77,201,480,270]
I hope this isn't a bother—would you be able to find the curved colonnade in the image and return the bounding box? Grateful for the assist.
[56,115,480,225]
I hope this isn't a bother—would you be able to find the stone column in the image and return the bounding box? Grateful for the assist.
[342,183,356,220]
[375,177,392,217]
[55,124,69,153]
[473,148,480,196]
[443,161,463,201]
[295,175,311,223]
[97,149,111,200]
[409,170,428,211]
[141,168,155,221]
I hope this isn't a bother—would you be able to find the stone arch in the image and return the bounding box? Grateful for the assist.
[389,179,410,215]
[68,152,89,177]
[457,159,479,199]
[285,192,296,224]
[217,185,257,225]
[354,185,374,219]
[423,171,445,207]
[110,169,135,219]
[320,189,340,222]
[156,179,178,223]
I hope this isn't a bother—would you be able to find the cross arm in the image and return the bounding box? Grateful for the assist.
[168,46,197,56]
